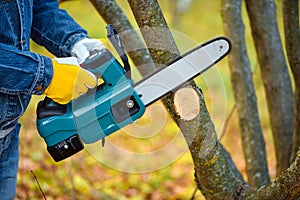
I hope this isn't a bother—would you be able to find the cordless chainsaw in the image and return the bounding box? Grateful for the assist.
[36,25,231,162]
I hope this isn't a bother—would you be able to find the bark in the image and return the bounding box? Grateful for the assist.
[282,0,300,163]
[221,0,269,188]
[127,0,180,64]
[243,151,300,200]
[127,0,249,199]
[89,0,156,76]
[245,0,294,175]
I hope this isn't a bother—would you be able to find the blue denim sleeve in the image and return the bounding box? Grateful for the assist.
[0,43,53,95]
[31,0,88,57]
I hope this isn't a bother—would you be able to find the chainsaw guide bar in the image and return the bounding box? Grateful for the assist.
[134,37,230,106]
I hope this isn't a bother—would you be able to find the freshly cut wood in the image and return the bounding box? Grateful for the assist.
[174,87,200,121]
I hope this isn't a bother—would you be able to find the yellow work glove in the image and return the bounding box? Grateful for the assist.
[43,57,97,104]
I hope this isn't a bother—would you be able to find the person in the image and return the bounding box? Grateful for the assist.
[0,1,104,199]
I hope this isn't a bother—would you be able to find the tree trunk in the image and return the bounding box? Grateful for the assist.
[221,0,270,188]
[282,0,300,163]
[245,0,294,175]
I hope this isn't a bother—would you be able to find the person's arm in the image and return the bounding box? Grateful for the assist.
[0,0,85,94]
[0,1,97,102]
[31,0,88,57]
[0,43,96,104]
[0,43,53,95]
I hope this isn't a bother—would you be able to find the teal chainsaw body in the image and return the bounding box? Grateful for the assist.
[36,25,146,162]
[36,48,145,162]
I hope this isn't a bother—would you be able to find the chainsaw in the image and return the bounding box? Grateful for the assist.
[36,25,231,162]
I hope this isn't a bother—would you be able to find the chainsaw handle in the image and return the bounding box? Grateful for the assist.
[36,97,67,119]
[81,48,128,88]
[37,49,119,120]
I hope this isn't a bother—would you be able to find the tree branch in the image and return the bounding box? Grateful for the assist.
[221,0,270,188]
[282,0,300,163]
[245,0,294,175]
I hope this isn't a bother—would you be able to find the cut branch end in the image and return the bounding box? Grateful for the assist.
[174,87,200,121]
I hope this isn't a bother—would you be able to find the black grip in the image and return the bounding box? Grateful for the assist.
[36,97,67,119]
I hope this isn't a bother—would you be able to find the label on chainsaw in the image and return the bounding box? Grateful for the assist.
[134,37,231,106]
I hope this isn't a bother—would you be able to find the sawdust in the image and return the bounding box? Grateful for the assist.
[174,87,200,120]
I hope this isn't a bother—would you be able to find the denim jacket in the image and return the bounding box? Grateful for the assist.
[0,0,88,137]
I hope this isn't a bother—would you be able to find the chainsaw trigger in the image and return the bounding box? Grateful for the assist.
[101,138,106,147]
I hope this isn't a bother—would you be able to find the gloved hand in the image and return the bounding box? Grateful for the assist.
[71,38,106,64]
[43,57,97,104]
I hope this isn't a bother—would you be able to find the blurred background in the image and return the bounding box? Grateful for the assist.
[17,0,283,199]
